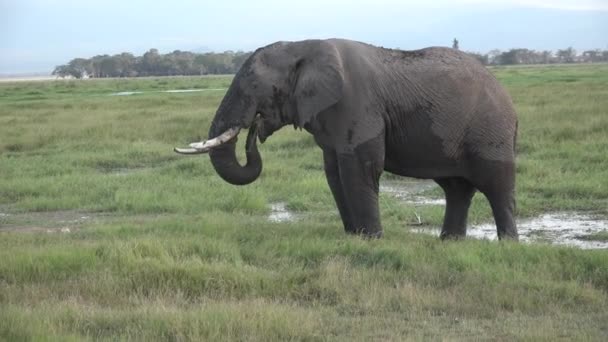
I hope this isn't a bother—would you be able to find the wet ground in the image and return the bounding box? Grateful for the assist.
[380,179,446,205]
[266,179,608,249]
[268,202,297,223]
[412,213,608,249]
[2,178,606,249]
[0,209,93,233]
[109,89,226,96]
[467,213,608,249]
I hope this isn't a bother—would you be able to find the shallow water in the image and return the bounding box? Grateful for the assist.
[163,89,205,93]
[268,202,296,223]
[102,167,150,177]
[381,179,608,249]
[0,210,92,233]
[110,91,144,96]
[412,213,608,249]
[380,180,445,205]
[469,213,608,249]
[109,89,226,96]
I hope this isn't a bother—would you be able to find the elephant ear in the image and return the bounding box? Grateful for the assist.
[292,44,344,128]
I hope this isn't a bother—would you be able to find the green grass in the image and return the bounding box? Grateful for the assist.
[1,66,607,340]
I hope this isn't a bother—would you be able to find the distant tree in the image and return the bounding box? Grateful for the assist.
[140,49,162,76]
[170,50,197,75]
[541,50,554,64]
[53,58,91,78]
[556,47,576,63]
[467,52,488,65]
[193,54,209,75]
[115,52,137,77]
[487,49,502,65]
[582,49,602,63]
[52,64,72,78]
[232,51,252,71]
[71,58,91,78]
[452,38,459,50]
[496,49,544,65]
[99,57,121,77]
[198,52,234,74]
[89,55,110,77]
[498,49,521,65]
[53,49,281,78]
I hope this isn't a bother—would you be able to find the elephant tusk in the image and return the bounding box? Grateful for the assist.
[173,147,206,154]
[174,127,241,155]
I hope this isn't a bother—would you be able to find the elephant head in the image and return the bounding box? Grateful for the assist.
[175,40,344,185]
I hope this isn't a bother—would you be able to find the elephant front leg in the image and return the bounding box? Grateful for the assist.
[336,138,385,238]
[323,149,356,234]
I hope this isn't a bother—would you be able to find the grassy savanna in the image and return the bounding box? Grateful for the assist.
[0,65,607,340]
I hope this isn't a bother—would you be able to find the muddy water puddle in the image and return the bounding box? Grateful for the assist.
[266,180,608,249]
[412,213,608,249]
[265,180,445,224]
[109,89,226,96]
[380,179,445,205]
[268,202,297,223]
[469,213,608,249]
[111,91,144,96]
[0,210,96,234]
[380,179,608,249]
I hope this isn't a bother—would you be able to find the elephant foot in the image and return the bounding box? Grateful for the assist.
[498,232,519,241]
[344,226,358,235]
[363,231,383,239]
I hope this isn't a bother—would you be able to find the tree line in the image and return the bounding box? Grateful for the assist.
[53,46,608,79]
[53,49,251,79]
[466,47,608,66]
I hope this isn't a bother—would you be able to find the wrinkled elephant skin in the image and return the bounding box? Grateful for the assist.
[179,39,518,240]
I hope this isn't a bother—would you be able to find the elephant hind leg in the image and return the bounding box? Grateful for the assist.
[435,177,476,240]
[486,191,518,240]
[470,159,518,240]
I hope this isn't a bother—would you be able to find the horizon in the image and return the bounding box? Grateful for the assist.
[2,0,607,74]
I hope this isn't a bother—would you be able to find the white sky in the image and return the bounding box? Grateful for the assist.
[1,0,607,73]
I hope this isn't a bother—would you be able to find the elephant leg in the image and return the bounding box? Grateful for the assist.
[435,177,476,240]
[323,149,356,234]
[471,160,518,240]
[485,188,518,240]
[336,137,385,238]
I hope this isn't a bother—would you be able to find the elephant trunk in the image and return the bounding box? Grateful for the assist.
[208,119,262,185]
[174,67,262,185]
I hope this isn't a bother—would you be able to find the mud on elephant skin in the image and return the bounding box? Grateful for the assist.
[175,38,519,240]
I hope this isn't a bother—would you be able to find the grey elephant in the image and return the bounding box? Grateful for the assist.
[175,39,518,240]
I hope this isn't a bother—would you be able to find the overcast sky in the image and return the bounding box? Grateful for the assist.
[1,0,607,73]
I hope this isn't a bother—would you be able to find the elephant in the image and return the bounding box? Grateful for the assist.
[175,38,518,240]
